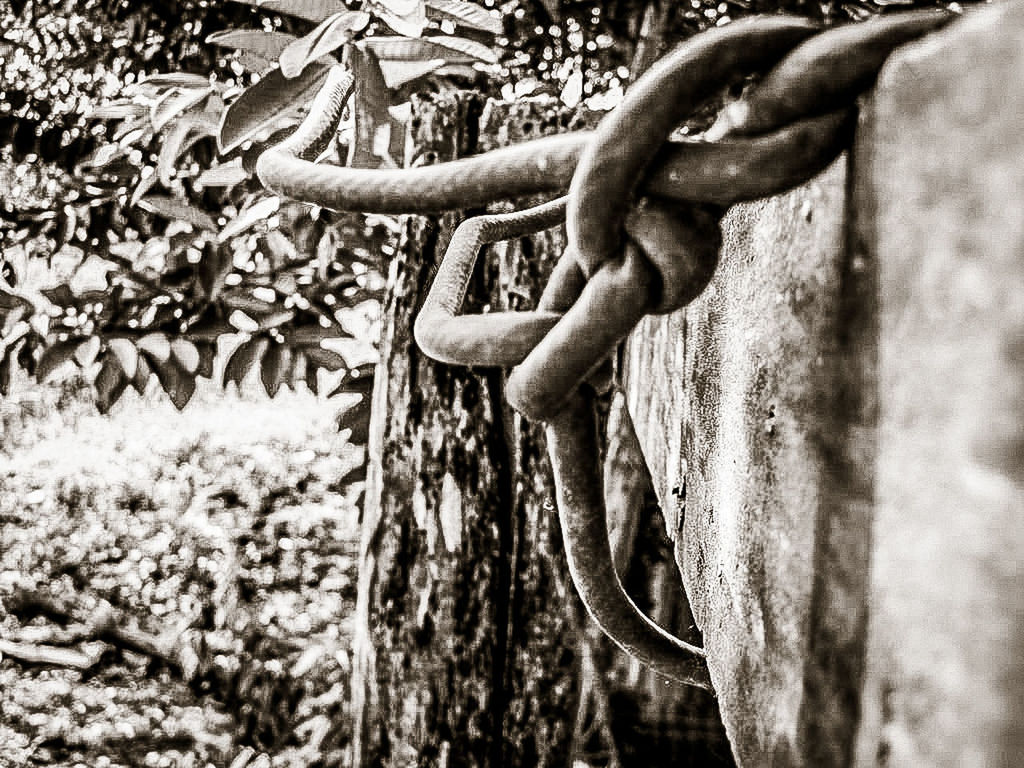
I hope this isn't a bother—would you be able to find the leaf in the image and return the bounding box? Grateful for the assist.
[378,58,446,89]
[362,35,497,64]
[73,336,101,368]
[196,342,216,378]
[261,229,297,269]
[286,324,347,345]
[223,336,269,387]
[260,343,292,397]
[0,290,33,314]
[141,72,214,89]
[158,112,220,188]
[336,395,371,443]
[217,196,280,243]
[152,357,197,410]
[257,309,297,330]
[279,11,369,79]
[107,337,139,379]
[198,243,234,299]
[132,353,153,394]
[151,87,212,132]
[137,332,172,364]
[137,195,218,232]
[187,318,236,342]
[206,29,298,64]
[94,355,128,414]
[223,292,277,317]
[40,285,75,308]
[33,341,71,383]
[327,363,375,397]
[299,357,320,395]
[0,351,9,396]
[231,0,349,23]
[218,57,335,154]
[171,338,201,374]
[373,0,428,38]
[424,0,501,35]
[303,345,347,371]
[86,100,149,121]
[130,169,160,208]
[197,160,250,187]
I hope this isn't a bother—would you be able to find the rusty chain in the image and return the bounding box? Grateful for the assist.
[258,9,954,689]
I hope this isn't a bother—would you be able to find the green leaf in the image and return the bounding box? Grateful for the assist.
[336,395,371,443]
[305,359,320,394]
[286,324,347,345]
[130,169,160,208]
[223,336,269,387]
[198,243,234,299]
[206,29,298,64]
[158,112,220,188]
[218,57,336,155]
[152,357,197,410]
[378,59,445,89]
[327,363,375,397]
[362,34,497,64]
[171,338,201,374]
[151,87,212,132]
[187,318,236,342]
[86,100,149,121]
[94,355,128,414]
[195,342,216,378]
[374,0,428,38]
[73,336,101,368]
[141,72,213,89]
[35,340,78,383]
[107,338,139,379]
[217,195,280,243]
[0,289,34,314]
[137,332,172,365]
[136,195,218,232]
[132,353,153,394]
[0,352,9,396]
[197,160,250,188]
[424,0,502,35]
[279,11,369,79]
[303,345,347,371]
[260,343,292,397]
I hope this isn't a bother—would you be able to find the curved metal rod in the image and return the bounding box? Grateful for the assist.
[413,108,852,373]
[707,7,954,138]
[567,15,820,275]
[414,197,568,367]
[256,63,858,215]
[546,387,712,688]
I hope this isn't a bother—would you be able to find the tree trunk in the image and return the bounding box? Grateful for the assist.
[347,91,731,768]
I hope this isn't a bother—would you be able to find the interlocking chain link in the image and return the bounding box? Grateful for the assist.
[258,9,955,689]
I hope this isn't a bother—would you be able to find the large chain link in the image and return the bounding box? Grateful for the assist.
[258,9,955,689]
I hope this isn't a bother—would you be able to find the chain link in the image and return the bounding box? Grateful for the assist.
[258,8,956,688]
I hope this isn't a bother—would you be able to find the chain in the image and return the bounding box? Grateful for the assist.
[258,9,955,689]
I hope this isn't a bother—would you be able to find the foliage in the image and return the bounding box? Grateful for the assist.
[0,381,363,766]
[0,0,508,421]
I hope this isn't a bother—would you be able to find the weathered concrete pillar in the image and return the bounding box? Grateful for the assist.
[623,2,1024,766]
[853,3,1024,766]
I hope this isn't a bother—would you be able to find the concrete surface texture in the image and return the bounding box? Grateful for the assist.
[623,1,1024,765]
[853,1,1024,766]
